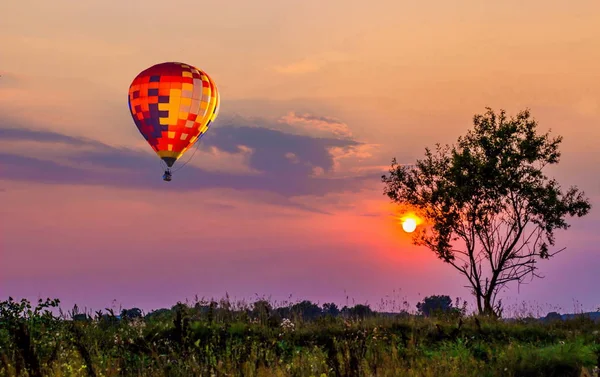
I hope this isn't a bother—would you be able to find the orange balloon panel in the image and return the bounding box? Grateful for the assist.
[128,62,220,167]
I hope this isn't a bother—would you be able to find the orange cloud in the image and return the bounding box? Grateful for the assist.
[187,144,262,176]
[279,111,353,139]
[326,143,381,176]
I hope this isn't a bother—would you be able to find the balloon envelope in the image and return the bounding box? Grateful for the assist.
[128,62,220,167]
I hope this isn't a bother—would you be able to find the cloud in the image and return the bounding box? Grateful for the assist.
[278,112,353,139]
[284,152,300,164]
[0,114,381,201]
[0,72,129,148]
[185,144,261,176]
[0,72,20,88]
[311,166,325,177]
[202,122,357,177]
[0,126,104,147]
[324,143,386,179]
[273,51,349,75]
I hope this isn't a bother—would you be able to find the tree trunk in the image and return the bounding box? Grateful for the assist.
[482,295,498,318]
[475,295,483,314]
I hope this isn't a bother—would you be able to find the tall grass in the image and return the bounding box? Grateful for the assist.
[1,296,598,377]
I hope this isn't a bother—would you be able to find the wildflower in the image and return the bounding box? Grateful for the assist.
[130,317,146,336]
[280,318,295,332]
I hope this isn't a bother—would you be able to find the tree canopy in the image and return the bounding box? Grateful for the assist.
[416,295,456,317]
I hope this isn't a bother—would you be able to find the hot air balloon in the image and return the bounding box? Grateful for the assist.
[127,62,220,181]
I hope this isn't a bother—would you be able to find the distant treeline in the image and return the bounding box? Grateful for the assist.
[69,295,599,325]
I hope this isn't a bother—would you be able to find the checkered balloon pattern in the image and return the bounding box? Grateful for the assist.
[128,62,220,168]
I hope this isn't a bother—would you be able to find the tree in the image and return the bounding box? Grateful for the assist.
[416,295,454,317]
[145,308,171,321]
[322,302,340,317]
[382,108,591,317]
[290,300,322,320]
[543,311,563,322]
[343,304,373,319]
[120,308,143,320]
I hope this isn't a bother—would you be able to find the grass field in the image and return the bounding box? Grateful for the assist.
[1,297,599,377]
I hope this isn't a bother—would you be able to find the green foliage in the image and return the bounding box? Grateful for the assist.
[495,341,598,377]
[0,297,64,377]
[1,297,598,377]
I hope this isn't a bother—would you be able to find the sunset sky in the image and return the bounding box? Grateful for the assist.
[1,0,599,315]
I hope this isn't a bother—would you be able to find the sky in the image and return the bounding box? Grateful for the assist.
[1,0,599,316]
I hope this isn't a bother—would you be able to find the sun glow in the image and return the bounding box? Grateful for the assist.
[401,217,417,233]
[396,211,423,234]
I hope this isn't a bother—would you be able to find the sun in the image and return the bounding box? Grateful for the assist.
[394,208,423,234]
[401,217,417,233]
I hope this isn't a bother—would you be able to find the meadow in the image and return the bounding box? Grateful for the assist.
[1,296,599,377]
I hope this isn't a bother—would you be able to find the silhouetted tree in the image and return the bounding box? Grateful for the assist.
[120,308,142,320]
[544,311,563,322]
[382,108,591,317]
[416,295,455,317]
[291,300,322,320]
[145,308,171,321]
[344,304,373,319]
[322,303,340,317]
[275,306,291,319]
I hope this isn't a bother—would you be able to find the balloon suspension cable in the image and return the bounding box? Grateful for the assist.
[172,140,202,173]
[158,158,167,172]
